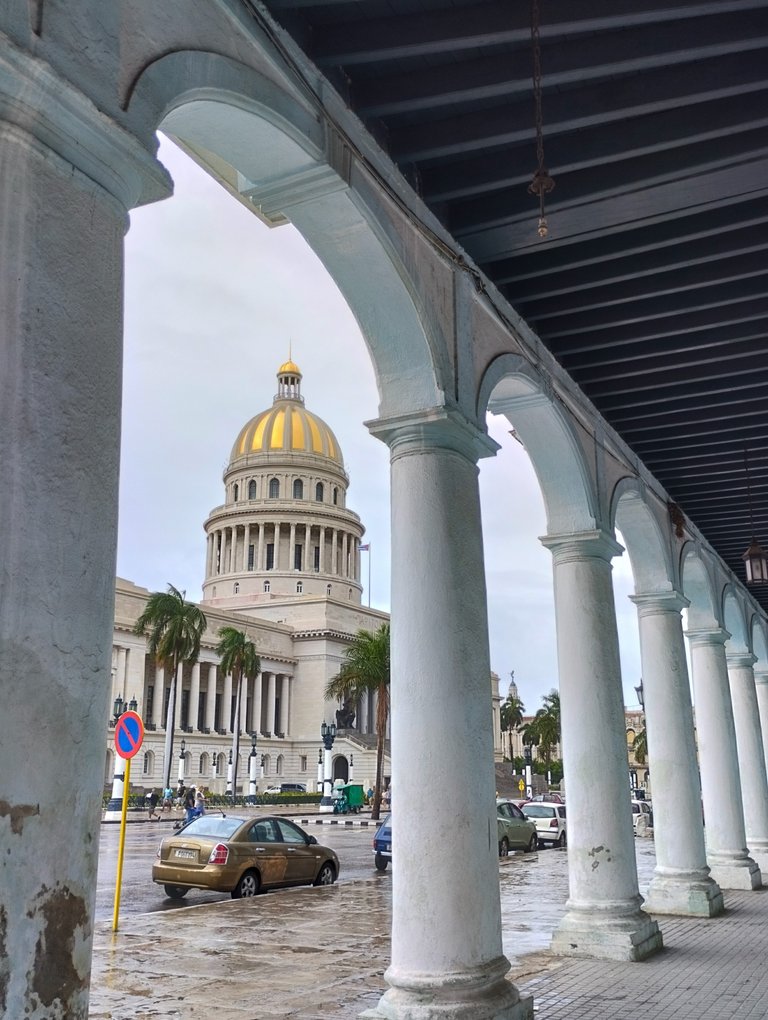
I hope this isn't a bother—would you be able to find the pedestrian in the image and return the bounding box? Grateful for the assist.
[195,789,206,816]
[184,786,197,824]
[147,789,160,821]
[162,786,173,812]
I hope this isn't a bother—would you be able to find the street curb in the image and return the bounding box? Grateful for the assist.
[293,817,378,827]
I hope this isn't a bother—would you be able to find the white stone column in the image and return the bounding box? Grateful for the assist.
[289,522,296,570]
[267,672,277,736]
[243,523,251,570]
[331,529,338,574]
[152,666,165,729]
[341,532,348,577]
[279,675,290,736]
[727,651,768,867]
[223,673,233,732]
[632,593,723,916]
[319,526,326,572]
[0,51,170,1017]
[189,663,201,733]
[174,664,183,729]
[756,670,768,769]
[252,673,263,734]
[540,531,663,961]
[363,412,531,1020]
[204,664,217,732]
[273,522,281,570]
[687,629,761,889]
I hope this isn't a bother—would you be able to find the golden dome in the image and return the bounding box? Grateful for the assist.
[278,358,302,376]
[230,361,342,465]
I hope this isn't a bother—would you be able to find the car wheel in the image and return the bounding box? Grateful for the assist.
[232,869,260,898]
[498,837,510,858]
[557,831,567,848]
[374,854,389,872]
[163,884,189,900]
[525,833,538,853]
[313,862,336,886]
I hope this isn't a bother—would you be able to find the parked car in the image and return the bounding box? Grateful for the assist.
[153,814,339,899]
[521,801,567,848]
[372,813,392,871]
[631,799,653,831]
[496,799,538,856]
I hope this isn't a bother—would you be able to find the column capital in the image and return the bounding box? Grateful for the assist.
[1,35,171,209]
[366,406,498,464]
[685,627,731,648]
[540,529,623,564]
[726,650,758,669]
[630,590,690,616]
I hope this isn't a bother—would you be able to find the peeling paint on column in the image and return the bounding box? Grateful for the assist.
[0,800,40,835]
[0,905,8,1014]
[25,885,90,1018]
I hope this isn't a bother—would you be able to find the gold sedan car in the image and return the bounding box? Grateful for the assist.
[153,814,339,900]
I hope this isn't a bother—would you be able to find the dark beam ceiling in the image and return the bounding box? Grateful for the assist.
[259,0,768,610]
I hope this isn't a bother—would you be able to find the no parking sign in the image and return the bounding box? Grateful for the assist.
[114,710,144,759]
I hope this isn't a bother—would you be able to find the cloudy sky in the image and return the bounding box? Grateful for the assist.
[119,136,643,715]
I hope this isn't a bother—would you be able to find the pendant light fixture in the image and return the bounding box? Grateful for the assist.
[742,445,768,584]
[528,0,555,238]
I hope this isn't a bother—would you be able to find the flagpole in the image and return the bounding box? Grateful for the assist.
[368,542,371,608]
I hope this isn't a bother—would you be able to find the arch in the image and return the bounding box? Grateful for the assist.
[612,478,675,595]
[752,617,768,670]
[332,755,349,783]
[233,582,240,594]
[262,754,271,777]
[216,752,227,776]
[263,580,270,593]
[333,487,338,505]
[276,754,284,776]
[296,581,303,593]
[233,482,239,502]
[723,586,750,653]
[480,355,597,534]
[127,51,444,419]
[248,479,257,499]
[142,749,155,776]
[199,752,209,776]
[680,545,720,630]
[268,477,280,499]
[315,481,324,502]
[293,478,304,499]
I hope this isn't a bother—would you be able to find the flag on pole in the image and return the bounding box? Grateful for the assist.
[359,543,370,551]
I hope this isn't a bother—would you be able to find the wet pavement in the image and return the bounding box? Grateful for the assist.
[90,818,666,1018]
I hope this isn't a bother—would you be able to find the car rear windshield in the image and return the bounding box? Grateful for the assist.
[180,816,243,838]
[523,805,556,818]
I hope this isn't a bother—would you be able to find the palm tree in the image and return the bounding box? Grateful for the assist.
[500,692,525,761]
[325,623,390,820]
[632,725,648,766]
[534,690,561,770]
[216,627,261,802]
[133,584,207,792]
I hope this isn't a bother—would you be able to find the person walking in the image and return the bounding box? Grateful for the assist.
[184,786,197,824]
[147,789,160,821]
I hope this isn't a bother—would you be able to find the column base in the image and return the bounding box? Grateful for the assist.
[319,799,335,814]
[360,960,533,1020]
[745,845,768,876]
[551,906,663,962]
[707,854,762,890]
[644,870,724,917]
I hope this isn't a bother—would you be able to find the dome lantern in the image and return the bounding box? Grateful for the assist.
[277,359,303,402]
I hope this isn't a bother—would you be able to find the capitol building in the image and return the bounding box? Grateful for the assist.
[108,359,395,795]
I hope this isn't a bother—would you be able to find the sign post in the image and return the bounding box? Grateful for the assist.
[112,710,144,932]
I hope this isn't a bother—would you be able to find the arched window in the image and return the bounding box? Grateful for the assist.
[326,583,332,596]
[348,588,353,600]
[263,580,271,593]
[233,483,239,501]
[142,750,153,776]
[315,482,324,502]
[233,582,240,594]
[296,582,303,594]
[263,754,271,777]
[332,487,338,505]
[199,753,208,776]
[293,478,304,499]
[248,479,257,499]
[276,754,284,776]
[269,478,280,498]
[212,586,217,598]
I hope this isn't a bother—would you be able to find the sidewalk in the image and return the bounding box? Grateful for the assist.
[89,865,768,1020]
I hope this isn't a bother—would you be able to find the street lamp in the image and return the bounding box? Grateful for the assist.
[226,749,234,800]
[317,749,323,793]
[248,734,259,801]
[177,738,186,790]
[104,695,138,821]
[524,743,533,800]
[634,680,644,709]
[319,721,337,813]
[211,748,218,778]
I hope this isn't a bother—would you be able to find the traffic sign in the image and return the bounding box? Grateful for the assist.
[114,710,144,759]
[518,779,525,792]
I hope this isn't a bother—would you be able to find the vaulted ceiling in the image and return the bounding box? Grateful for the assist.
[257,0,768,612]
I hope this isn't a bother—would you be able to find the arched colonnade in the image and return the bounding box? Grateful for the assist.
[2,11,768,1018]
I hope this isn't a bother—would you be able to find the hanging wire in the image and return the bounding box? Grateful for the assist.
[528,0,555,238]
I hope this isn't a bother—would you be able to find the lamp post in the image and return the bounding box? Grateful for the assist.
[177,738,186,790]
[524,743,533,800]
[226,749,233,799]
[104,694,139,821]
[319,721,337,813]
[260,754,266,786]
[316,749,323,793]
[248,734,258,801]
[349,753,354,782]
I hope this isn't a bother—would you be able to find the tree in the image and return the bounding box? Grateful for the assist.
[133,584,207,792]
[521,690,561,773]
[325,623,390,820]
[632,725,647,766]
[216,627,261,802]
[500,692,525,762]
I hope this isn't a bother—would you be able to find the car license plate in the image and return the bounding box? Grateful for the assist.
[174,849,196,860]
[385,843,391,852]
